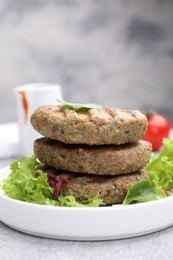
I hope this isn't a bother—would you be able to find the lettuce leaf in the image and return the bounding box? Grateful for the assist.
[55,195,104,207]
[145,138,173,196]
[1,155,104,207]
[123,138,173,205]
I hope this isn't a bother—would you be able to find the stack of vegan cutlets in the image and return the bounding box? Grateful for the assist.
[31,103,152,206]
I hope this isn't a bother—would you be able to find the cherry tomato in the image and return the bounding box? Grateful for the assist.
[142,114,171,151]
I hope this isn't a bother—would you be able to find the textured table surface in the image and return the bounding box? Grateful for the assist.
[0,158,173,260]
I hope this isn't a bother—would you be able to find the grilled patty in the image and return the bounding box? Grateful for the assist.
[31,105,147,145]
[34,138,151,176]
[39,164,148,205]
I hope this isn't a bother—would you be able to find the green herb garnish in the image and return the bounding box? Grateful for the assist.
[57,99,102,113]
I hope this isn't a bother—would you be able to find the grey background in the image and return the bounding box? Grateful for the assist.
[0,0,173,124]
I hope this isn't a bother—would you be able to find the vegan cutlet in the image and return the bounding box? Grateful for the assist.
[31,105,147,145]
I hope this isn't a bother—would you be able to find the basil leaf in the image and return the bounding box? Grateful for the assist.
[57,99,101,112]
[123,179,159,205]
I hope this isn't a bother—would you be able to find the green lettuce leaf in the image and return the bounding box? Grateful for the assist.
[123,138,173,205]
[57,99,102,113]
[2,155,53,204]
[56,195,104,207]
[1,155,104,207]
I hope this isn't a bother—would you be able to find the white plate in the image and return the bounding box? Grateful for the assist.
[0,167,173,241]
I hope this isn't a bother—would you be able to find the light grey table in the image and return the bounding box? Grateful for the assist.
[0,158,173,260]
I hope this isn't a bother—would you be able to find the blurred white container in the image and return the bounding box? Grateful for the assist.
[14,83,62,157]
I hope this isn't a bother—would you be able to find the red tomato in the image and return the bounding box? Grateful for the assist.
[142,114,171,151]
